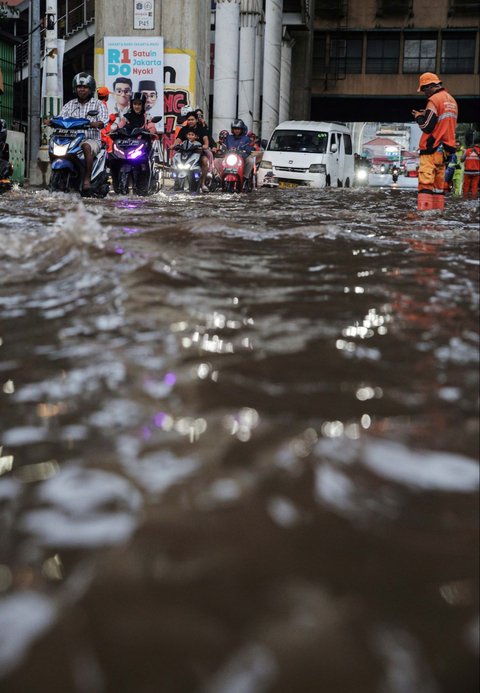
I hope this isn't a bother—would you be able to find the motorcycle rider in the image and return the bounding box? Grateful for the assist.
[46,73,108,190]
[214,119,254,182]
[114,93,158,137]
[171,111,210,192]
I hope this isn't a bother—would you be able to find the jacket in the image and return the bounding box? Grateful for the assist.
[417,89,458,155]
[463,145,480,174]
[224,133,253,157]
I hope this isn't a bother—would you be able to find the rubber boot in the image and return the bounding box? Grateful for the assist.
[417,192,433,211]
[432,194,445,211]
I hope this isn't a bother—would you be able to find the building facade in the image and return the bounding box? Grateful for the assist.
[312,0,480,122]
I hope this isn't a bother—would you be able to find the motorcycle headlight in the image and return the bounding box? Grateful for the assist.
[53,143,69,156]
[259,160,273,170]
[356,169,368,181]
[226,154,238,166]
[113,144,125,158]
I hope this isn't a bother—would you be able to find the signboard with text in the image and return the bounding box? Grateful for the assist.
[134,0,154,30]
[104,36,164,129]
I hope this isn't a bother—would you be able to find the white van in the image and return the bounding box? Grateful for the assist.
[257,121,355,189]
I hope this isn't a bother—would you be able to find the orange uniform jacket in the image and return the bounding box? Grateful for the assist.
[418,90,458,155]
[463,146,480,174]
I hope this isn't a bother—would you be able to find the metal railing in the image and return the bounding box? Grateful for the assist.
[15,0,95,70]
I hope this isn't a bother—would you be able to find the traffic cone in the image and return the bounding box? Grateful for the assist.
[417,192,433,210]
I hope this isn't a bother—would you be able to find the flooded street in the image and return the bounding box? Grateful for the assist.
[0,186,478,692]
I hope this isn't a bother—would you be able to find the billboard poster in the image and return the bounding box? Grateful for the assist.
[163,49,196,149]
[104,36,164,130]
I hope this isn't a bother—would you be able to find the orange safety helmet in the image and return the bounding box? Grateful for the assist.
[417,72,441,92]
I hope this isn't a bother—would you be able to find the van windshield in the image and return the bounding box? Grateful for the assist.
[268,130,328,154]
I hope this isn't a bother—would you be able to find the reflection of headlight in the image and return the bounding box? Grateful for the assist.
[226,154,238,166]
[356,169,368,180]
[53,144,69,156]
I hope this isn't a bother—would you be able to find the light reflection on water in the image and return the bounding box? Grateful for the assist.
[0,187,478,692]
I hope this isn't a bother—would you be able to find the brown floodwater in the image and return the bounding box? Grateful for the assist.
[0,185,478,693]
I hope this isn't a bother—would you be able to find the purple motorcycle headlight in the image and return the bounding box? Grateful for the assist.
[128,145,145,160]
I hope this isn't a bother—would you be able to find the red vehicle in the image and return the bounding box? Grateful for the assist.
[220,148,253,193]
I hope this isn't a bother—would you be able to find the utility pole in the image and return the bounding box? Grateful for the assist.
[43,0,62,119]
[27,0,42,185]
[38,0,62,184]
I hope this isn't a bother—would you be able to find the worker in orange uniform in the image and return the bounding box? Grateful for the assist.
[461,137,480,199]
[412,72,458,212]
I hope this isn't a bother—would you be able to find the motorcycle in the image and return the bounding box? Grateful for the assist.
[170,141,203,192]
[391,165,400,184]
[220,148,253,193]
[0,159,13,193]
[109,117,162,195]
[48,115,109,197]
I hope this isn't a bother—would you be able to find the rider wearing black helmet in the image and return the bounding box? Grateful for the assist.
[45,72,108,189]
[115,92,157,136]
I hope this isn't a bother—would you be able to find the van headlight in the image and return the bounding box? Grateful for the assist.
[309,164,326,173]
[259,160,273,170]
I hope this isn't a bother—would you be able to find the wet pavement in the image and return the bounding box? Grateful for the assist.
[0,185,478,692]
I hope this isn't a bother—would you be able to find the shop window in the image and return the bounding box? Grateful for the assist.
[403,33,436,73]
[441,32,476,73]
[366,34,400,73]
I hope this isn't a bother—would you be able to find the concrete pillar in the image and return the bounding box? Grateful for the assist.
[279,33,294,124]
[212,0,241,137]
[238,0,261,132]
[261,0,283,142]
[94,0,211,113]
[289,29,314,121]
[252,16,264,138]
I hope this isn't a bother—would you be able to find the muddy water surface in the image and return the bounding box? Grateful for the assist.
[0,186,478,693]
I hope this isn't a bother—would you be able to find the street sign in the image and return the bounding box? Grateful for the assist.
[133,0,154,30]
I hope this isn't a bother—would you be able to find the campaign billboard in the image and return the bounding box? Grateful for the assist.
[104,36,164,129]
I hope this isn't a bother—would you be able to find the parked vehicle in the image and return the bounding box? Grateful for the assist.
[48,116,109,197]
[170,141,203,192]
[257,121,354,189]
[109,119,162,195]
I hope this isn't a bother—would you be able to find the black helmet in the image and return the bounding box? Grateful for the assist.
[0,118,7,144]
[130,92,147,109]
[231,119,246,132]
[72,72,96,98]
